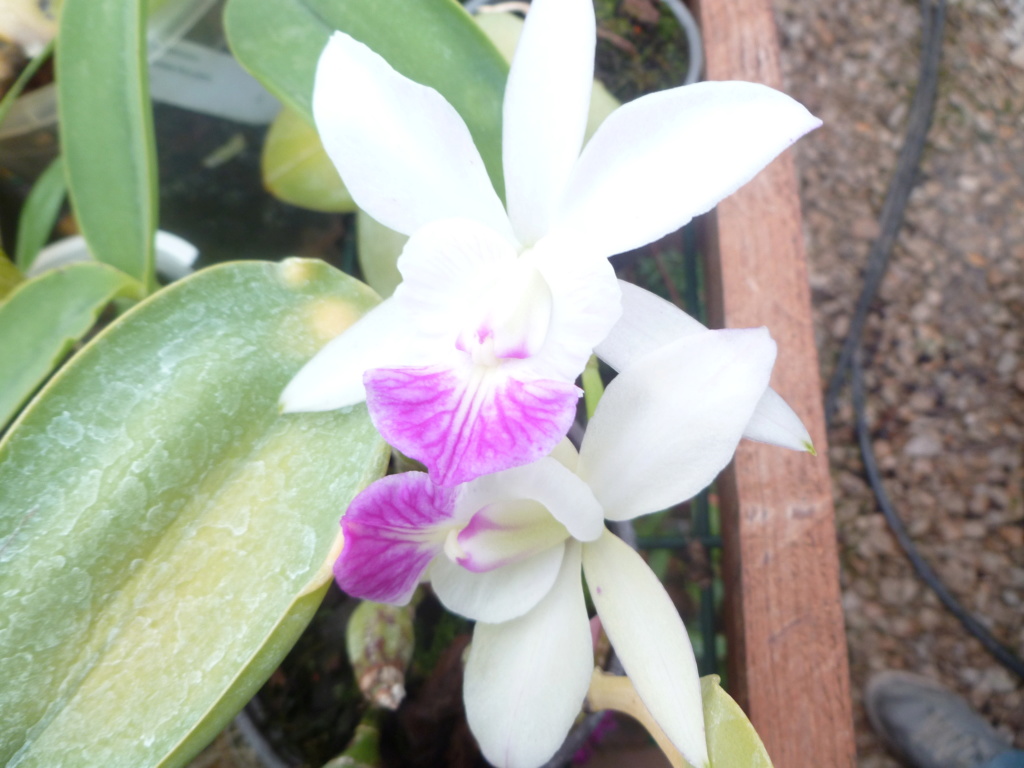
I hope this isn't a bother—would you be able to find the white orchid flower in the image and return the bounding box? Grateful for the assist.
[334,325,781,768]
[280,0,820,486]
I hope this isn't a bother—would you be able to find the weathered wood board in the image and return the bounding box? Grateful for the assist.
[692,0,857,765]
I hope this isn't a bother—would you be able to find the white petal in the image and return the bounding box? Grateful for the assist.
[459,457,604,542]
[279,297,412,412]
[577,328,776,519]
[598,281,813,452]
[502,0,594,246]
[429,541,565,624]
[548,437,580,473]
[595,279,704,372]
[549,81,822,258]
[464,542,592,768]
[744,387,815,453]
[393,217,520,338]
[525,243,622,382]
[583,531,708,768]
[313,32,513,239]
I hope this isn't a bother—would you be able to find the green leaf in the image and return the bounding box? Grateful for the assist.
[0,259,389,767]
[0,251,22,300]
[701,675,775,768]
[225,0,509,199]
[15,155,67,271]
[0,261,140,430]
[56,0,157,289]
[356,209,407,299]
[262,106,356,213]
[0,40,54,128]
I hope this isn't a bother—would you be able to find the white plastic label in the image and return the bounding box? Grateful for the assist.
[149,39,281,125]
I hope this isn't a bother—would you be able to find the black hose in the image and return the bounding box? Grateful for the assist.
[823,0,947,424]
[824,0,1024,679]
[852,358,1024,679]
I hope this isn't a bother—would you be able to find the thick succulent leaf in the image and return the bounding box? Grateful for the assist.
[15,155,67,271]
[0,259,389,768]
[262,105,356,213]
[0,261,141,431]
[224,0,508,198]
[701,675,774,768]
[56,0,157,288]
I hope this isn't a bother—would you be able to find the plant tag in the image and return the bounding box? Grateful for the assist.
[149,38,280,124]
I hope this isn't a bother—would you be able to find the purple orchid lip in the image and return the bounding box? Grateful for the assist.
[333,472,458,605]
[364,363,580,487]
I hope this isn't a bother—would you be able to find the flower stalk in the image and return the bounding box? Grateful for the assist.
[586,669,688,768]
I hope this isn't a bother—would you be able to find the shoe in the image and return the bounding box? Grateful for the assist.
[865,670,1013,768]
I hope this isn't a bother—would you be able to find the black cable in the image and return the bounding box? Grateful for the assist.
[823,0,947,425]
[822,0,1024,679]
[852,359,1024,680]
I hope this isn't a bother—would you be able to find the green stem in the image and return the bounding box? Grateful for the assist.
[0,40,54,128]
[582,354,605,420]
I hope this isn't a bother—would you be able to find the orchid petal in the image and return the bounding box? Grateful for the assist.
[550,81,822,258]
[583,531,708,768]
[577,328,777,520]
[744,387,815,453]
[526,243,622,382]
[597,281,813,452]
[452,500,569,572]
[334,473,457,605]
[594,279,704,372]
[458,457,604,542]
[280,297,412,413]
[430,540,565,624]
[313,32,512,240]
[393,218,519,327]
[394,219,564,364]
[464,542,592,768]
[503,0,594,246]
[365,362,579,487]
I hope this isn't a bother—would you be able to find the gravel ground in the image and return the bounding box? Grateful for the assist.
[774,0,1024,763]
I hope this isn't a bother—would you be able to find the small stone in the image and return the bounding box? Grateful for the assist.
[1010,44,1024,69]
[958,175,982,193]
[980,667,1017,695]
[904,433,943,458]
[962,520,988,538]
[996,351,1018,375]
[997,525,1024,548]
[851,217,881,240]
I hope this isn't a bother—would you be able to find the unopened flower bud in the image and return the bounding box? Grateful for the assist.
[346,599,415,710]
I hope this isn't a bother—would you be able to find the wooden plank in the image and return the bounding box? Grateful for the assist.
[690,1,857,766]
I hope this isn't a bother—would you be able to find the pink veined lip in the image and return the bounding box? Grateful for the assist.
[364,363,580,487]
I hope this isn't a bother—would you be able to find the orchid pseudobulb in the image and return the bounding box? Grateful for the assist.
[280,0,821,486]
[334,325,786,768]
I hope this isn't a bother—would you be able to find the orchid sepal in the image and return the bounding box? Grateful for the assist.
[597,279,815,454]
[582,530,709,768]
